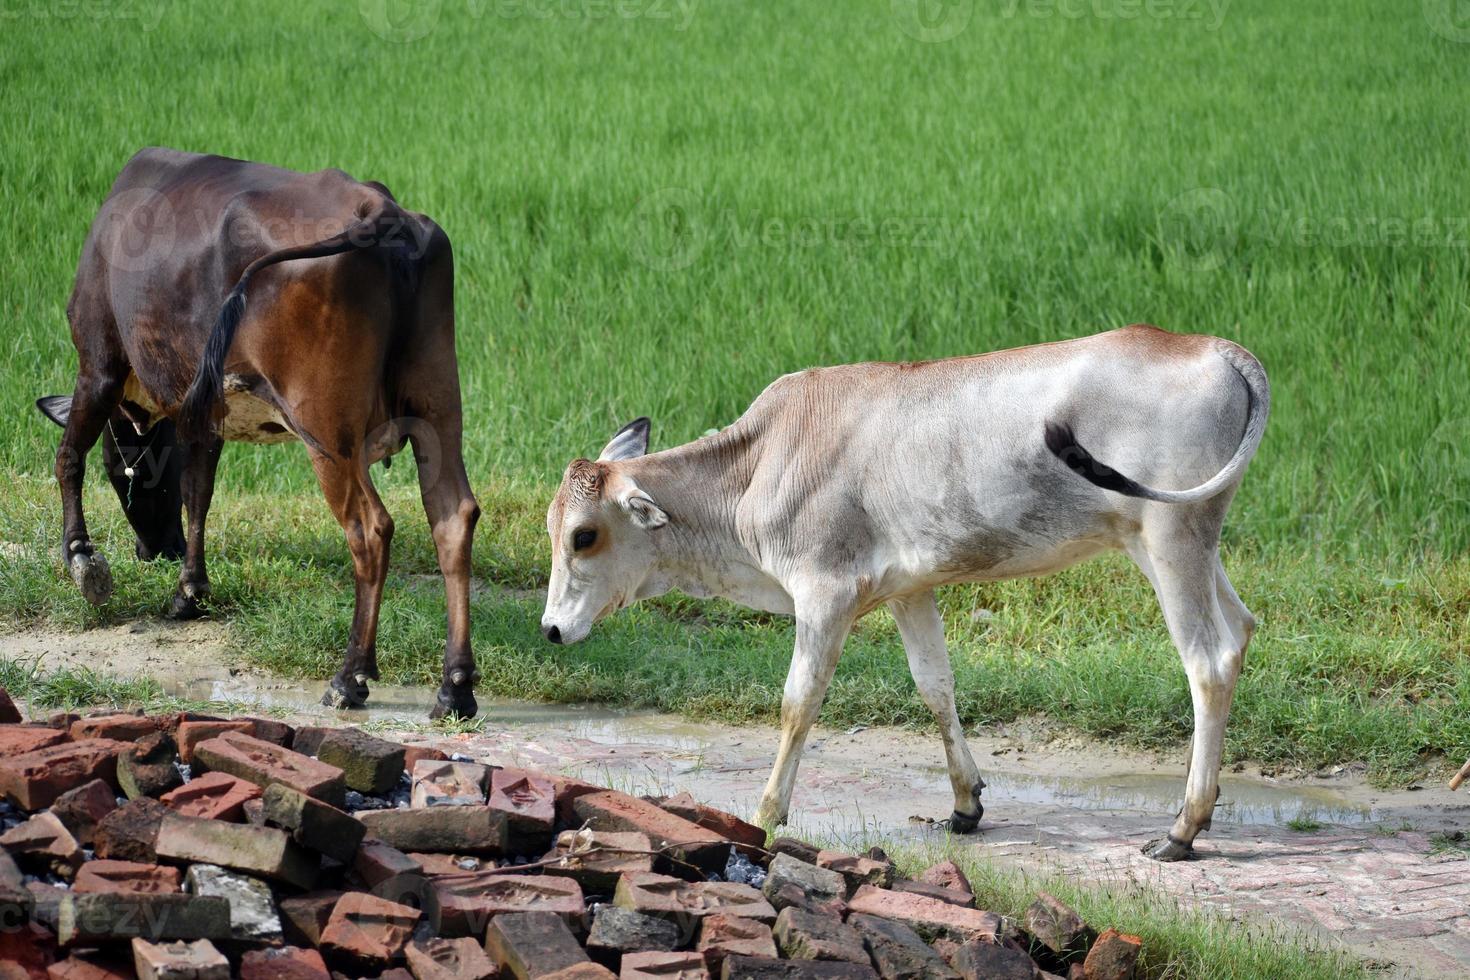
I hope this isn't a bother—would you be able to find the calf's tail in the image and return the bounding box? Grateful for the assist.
[176,202,405,442]
[1044,341,1270,504]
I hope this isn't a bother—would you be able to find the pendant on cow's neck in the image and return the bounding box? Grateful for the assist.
[124,465,136,478]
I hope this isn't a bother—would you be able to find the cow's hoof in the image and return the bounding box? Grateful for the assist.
[322,674,369,709]
[429,683,477,721]
[1142,835,1196,862]
[944,803,984,835]
[68,551,113,606]
[167,591,207,620]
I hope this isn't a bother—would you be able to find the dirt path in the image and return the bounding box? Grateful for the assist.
[3,620,1467,976]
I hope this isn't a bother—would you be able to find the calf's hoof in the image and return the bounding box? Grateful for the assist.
[68,550,113,606]
[167,591,208,620]
[322,673,370,709]
[429,681,477,721]
[944,802,985,835]
[1142,835,1196,862]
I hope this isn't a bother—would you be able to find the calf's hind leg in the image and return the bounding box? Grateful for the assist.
[889,591,987,832]
[311,450,395,709]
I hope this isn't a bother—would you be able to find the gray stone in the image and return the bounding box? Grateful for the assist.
[586,906,682,957]
[315,727,405,796]
[848,913,959,980]
[772,907,869,963]
[761,853,846,909]
[261,783,365,863]
[185,864,283,943]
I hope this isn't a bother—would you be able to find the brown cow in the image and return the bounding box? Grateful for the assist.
[36,147,481,718]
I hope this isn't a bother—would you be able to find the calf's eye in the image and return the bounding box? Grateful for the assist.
[572,529,597,551]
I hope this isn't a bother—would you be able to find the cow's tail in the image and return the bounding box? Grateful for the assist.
[1044,340,1270,504]
[177,203,402,443]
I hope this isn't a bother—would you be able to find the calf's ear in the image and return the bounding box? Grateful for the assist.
[619,487,668,530]
[598,417,652,462]
[35,396,73,428]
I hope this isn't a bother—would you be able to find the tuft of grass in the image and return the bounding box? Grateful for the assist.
[1287,815,1325,833]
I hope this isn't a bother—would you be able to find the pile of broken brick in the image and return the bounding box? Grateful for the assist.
[0,689,1143,980]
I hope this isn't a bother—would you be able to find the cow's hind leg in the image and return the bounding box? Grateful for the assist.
[55,363,127,605]
[168,437,222,619]
[890,591,987,832]
[1133,526,1248,861]
[311,451,395,709]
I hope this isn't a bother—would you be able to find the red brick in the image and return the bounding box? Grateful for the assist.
[656,792,765,852]
[890,878,974,907]
[540,967,615,979]
[357,805,506,854]
[45,712,81,732]
[262,783,365,863]
[0,687,21,724]
[238,716,294,746]
[46,953,135,979]
[175,720,254,763]
[720,956,877,978]
[0,738,126,810]
[355,839,422,889]
[401,744,448,771]
[131,938,229,979]
[51,778,118,846]
[1082,927,1142,980]
[772,907,868,963]
[53,892,231,946]
[572,791,730,873]
[278,891,344,948]
[193,730,345,807]
[0,921,57,977]
[431,871,585,937]
[117,731,183,800]
[159,770,262,821]
[1025,892,1094,963]
[484,911,589,979]
[409,759,490,807]
[544,829,655,892]
[74,860,183,895]
[0,723,68,755]
[816,851,895,892]
[70,714,157,742]
[614,873,774,924]
[406,851,488,875]
[315,727,405,796]
[154,811,318,889]
[949,940,1037,980]
[94,798,167,863]
[489,767,555,847]
[846,886,1002,944]
[404,936,498,980]
[551,774,606,826]
[319,892,421,968]
[917,860,973,898]
[619,951,711,979]
[240,946,331,980]
[696,913,776,967]
[1,812,84,879]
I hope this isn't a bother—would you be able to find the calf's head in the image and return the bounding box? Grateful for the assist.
[36,396,186,561]
[542,418,667,645]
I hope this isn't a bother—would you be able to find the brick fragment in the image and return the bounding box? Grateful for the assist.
[656,792,765,853]
[0,687,21,723]
[541,967,616,979]
[917,860,972,898]
[154,812,318,889]
[816,851,895,893]
[1024,892,1094,964]
[404,936,498,980]
[290,726,333,757]
[484,911,590,979]
[278,891,344,948]
[186,864,283,943]
[46,952,136,979]
[175,720,253,764]
[240,946,332,980]
[315,727,405,796]
[118,731,184,800]
[357,805,506,854]
[74,860,183,895]
[408,851,488,875]
[768,838,821,865]
[54,892,230,946]
[573,791,730,874]
[237,717,294,746]
[772,907,868,963]
[848,912,959,979]
[354,839,422,889]
[70,714,157,743]
[948,940,1037,980]
[491,767,556,851]
[1081,927,1141,980]
[695,913,776,968]
[619,951,710,979]
[0,738,126,809]
[720,956,878,978]
[761,854,845,910]
[1,811,84,879]
[45,712,81,732]
[0,921,56,977]
[846,886,1001,944]
[319,893,421,969]
[51,778,118,846]
[890,878,972,908]
[544,829,655,892]
[431,871,585,937]
[551,774,605,826]
[131,938,230,979]
[159,771,262,821]
[410,758,490,807]
[401,744,448,771]
[0,723,68,755]
[586,906,682,959]
[614,872,774,924]
[193,730,345,806]
[262,783,365,863]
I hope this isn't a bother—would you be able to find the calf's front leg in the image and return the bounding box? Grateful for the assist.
[889,591,987,832]
[753,593,855,829]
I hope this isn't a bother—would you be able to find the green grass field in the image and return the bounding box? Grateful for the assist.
[1,0,1466,795]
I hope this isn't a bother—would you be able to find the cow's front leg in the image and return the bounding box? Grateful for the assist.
[753,592,856,829]
[889,591,987,832]
[310,450,394,710]
[168,437,222,619]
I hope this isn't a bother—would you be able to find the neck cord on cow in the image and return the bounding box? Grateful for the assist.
[107,419,160,510]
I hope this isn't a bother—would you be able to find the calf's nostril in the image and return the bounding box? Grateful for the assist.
[544,624,563,644]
